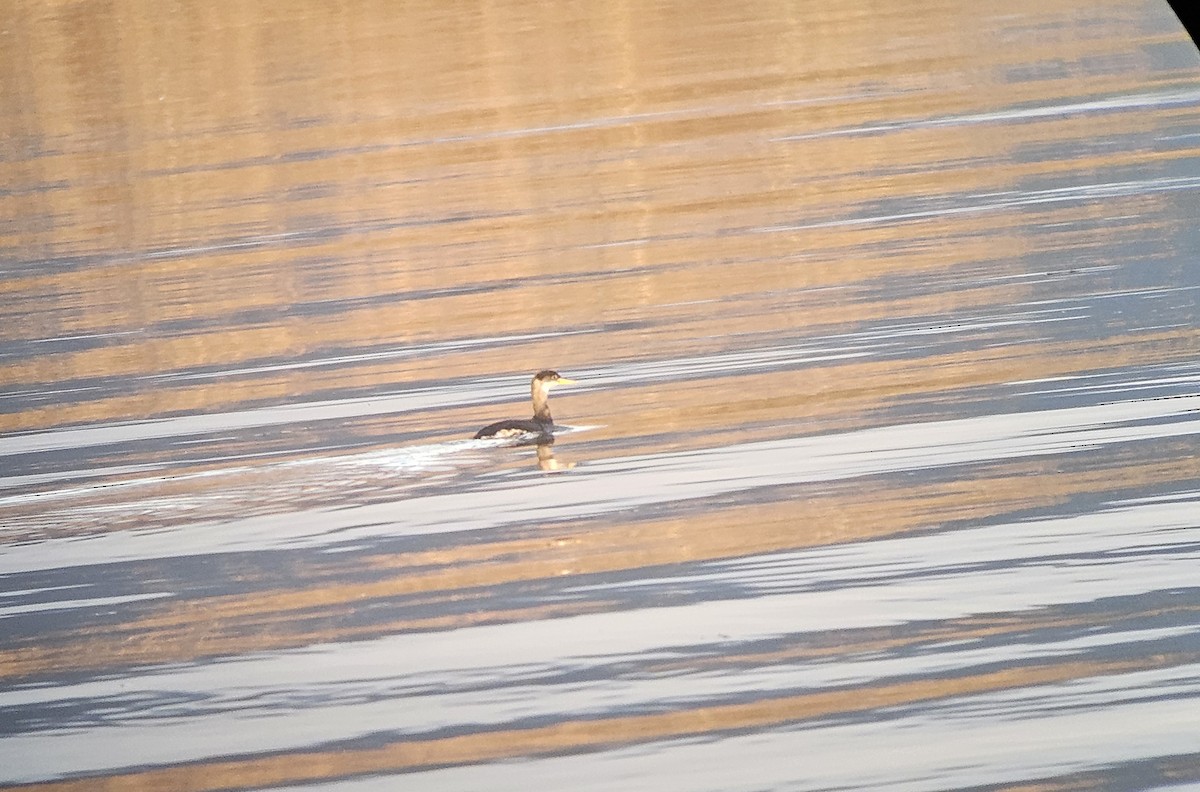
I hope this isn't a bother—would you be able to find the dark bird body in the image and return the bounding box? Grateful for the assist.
[474,370,575,439]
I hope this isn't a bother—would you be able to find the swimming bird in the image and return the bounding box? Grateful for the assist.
[474,370,576,440]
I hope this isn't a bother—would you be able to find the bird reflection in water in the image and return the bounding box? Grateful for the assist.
[535,437,575,472]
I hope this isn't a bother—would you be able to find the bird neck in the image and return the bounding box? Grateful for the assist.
[532,382,553,423]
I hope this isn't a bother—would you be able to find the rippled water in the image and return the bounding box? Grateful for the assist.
[3,0,1200,789]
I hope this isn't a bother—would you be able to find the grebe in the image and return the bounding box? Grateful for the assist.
[474,370,576,439]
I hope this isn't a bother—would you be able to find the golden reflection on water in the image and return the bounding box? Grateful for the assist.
[2,449,1194,678]
[3,0,1194,433]
[11,650,1193,792]
[3,0,1200,789]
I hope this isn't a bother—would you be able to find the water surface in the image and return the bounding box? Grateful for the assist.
[3,0,1200,789]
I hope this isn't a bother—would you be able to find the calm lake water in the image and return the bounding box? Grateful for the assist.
[3,0,1200,789]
